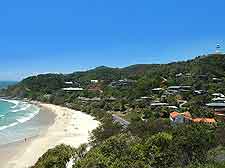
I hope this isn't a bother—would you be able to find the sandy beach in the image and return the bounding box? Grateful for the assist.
[1,102,100,168]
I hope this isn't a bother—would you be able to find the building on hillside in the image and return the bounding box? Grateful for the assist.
[194,90,206,95]
[192,118,216,124]
[212,97,225,103]
[176,73,183,77]
[140,96,152,100]
[212,78,223,82]
[65,81,73,85]
[62,87,84,91]
[206,103,225,108]
[77,97,101,102]
[109,79,136,88]
[152,88,164,92]
[212,93,225,98]
[170,112,216,125]
[91,80,99,83]
[168,85,192,93]
[170,111,192,124]
[150,102,168,107]
[105,97,117,101]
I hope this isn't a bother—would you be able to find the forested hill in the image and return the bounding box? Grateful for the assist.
[1,54,225,99]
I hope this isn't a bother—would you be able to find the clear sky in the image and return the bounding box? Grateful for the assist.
[0,0,225,81]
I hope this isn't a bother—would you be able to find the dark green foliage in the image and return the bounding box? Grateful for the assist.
[31,144,74,168]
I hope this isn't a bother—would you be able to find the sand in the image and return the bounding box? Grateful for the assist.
[2,102,100,168]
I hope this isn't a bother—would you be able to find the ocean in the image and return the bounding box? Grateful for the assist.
[0,99,42,145]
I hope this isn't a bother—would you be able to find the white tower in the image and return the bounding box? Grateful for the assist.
[216,44,221,54]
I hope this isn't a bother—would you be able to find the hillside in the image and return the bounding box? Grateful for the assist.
[1,54,225,99]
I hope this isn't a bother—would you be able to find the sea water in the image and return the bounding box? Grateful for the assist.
[0,99,41,145]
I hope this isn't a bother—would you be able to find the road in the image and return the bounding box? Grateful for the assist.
[112,114,130,128]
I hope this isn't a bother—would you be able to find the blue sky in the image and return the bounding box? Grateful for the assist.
[0,0,225,81]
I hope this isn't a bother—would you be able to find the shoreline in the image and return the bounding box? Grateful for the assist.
[1,101,100,168]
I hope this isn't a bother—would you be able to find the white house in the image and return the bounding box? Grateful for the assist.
[62,87,84,91]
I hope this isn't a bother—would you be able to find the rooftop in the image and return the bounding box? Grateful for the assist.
[192,118,216,123]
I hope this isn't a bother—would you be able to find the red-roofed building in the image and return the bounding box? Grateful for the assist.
[192,118,216,124]
[170,111,192,124]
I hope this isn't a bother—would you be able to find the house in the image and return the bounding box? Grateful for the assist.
[152,88,164,92]
[140,96,152,100]
[105,97,116,101]
[109,79,136,87]
[194,90,206,95]
[168,85,192,93]
[62,87,84,91]
[77,97,101,102]
[212,97,225,102]
[170,111,191,124]
[91,80,99,83]
[167,106,178,109]
[192,118,216,124]
[65,81,73,85]
[206,103,225,108]
[170,112,182,123]
[212,93,225,98]
[185,73,192,77]
[150,102,168,107]
[213,78,223,82]
[168,86,181,90]
[176,73,183,77]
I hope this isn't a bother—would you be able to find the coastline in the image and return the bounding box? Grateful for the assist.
[1,102,100,168]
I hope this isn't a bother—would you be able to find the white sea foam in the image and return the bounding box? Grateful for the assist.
[0,99,20,108]
[11,104,32,112]
[0,114,5,118]
[0,122,19,131]
[16,108,40,123]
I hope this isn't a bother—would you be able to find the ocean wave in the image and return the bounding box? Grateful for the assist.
[16,108,40,123]
[0,99,20,108]
[11,104,32,113]
[0,114,5,118]
[0,122,18,131]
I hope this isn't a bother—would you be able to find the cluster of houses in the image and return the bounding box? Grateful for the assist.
[61,75,225,125]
